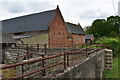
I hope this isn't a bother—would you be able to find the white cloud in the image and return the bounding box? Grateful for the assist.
[0,0,119,27]
[118,1,120,15]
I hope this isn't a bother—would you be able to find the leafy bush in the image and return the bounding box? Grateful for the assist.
[95,37,118,44]
[95,37,119,57]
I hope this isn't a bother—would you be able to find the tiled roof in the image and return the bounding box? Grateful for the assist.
[1,7,85,36]
[85,34,94,39]
[2,9,56,33]
[65,22,85,35]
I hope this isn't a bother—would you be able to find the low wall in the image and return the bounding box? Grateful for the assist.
[2,49,112,78]
[31,48,80,54]
[56,49,112,78]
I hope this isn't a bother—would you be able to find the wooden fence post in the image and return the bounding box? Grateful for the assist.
[67,52,69,67]
[63,53,66,69]
[42,55,45,76]
[37,44,39,51]
[21,64,24,75]
[86,44,88,57]
[26,47,29,59]
[44,44,47,55]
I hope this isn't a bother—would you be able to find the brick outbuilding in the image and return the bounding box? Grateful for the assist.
[85,34,94,44]
[66,22,85,46]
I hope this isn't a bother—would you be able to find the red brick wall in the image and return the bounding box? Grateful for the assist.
[48,7,71,48]
[72,34,85,45]
[48,7,85,48]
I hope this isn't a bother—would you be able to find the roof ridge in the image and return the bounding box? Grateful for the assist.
[66,22,78,26]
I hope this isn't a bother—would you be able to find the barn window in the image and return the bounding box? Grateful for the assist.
[58,21,60,25]
[67,37,72,39]
[59,32,60,35]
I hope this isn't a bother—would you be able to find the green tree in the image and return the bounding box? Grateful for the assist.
[86,16,120,39]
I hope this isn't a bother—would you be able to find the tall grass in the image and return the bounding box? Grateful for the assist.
[103,55,118,78]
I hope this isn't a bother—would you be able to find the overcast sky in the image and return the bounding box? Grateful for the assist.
[0,0,120,28]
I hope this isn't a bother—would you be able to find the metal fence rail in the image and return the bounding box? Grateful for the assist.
[1,44,104,79]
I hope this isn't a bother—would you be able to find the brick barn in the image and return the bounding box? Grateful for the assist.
[2,6,85,48]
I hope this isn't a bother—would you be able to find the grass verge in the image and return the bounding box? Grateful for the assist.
[103,55,119,78]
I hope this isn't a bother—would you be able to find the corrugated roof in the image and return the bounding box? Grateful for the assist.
[12,33,40,39]
[65,22,85,35]
[0,32,16,43]
[85,34,94,39]
[2,9,56,33]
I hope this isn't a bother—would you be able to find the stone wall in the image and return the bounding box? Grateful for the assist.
[2,47,80,64]
[31,48,81,56]
[56,49,112,78]
[3,49,27,64]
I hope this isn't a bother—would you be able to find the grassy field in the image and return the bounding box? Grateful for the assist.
[103,55,119,79]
